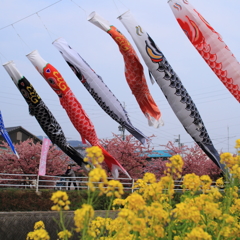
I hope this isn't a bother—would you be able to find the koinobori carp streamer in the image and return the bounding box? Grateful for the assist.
[88,12,163,128]
[118,11,224,170]
[169,0,240,102]
[26,50,130,179]
[52,38,148,145]
[3,61,88,170]
[0,110,19,158]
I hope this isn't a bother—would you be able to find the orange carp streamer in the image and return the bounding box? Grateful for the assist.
[108,26,163,128]
[88,12,163,128]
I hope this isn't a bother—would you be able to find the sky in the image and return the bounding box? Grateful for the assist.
[0,0,239,154]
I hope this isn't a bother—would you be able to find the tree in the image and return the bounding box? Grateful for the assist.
[0,139,69,176]
[146,141,222,180]
[101,134,153,179]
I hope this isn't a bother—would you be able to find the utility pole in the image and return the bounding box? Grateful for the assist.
[175,134,181,149]
[118,102,126,141]
[227,126,229,152]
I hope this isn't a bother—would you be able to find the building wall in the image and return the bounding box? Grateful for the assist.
[0,130,40,145]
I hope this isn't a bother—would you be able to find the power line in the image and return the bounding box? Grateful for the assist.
[0,0,62,30]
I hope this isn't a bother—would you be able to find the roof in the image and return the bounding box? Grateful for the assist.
[144,150,173,158]
[5,126,22,133]
[5,126,42,142]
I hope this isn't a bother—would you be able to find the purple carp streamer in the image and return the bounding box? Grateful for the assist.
[118,11,224,170]
[0,111,19,158]
[3,61,87,170]
[52,38,148,145]
[88,12,163,128]
[169,0,240,102]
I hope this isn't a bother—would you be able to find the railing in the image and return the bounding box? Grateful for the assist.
[0,173,218,193]
[0,173,136,192]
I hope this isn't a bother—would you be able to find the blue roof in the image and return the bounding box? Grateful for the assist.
[144,150,173,158]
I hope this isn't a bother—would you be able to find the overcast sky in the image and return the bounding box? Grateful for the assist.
[0,0,239,154]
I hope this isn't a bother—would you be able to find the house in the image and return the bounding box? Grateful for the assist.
[145,150,173,161]
[0,126,42,145]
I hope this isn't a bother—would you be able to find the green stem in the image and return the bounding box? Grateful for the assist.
[59,209,68,240]
[106,194,115,218]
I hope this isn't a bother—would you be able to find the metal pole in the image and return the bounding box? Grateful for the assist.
[131,178,134,193]
[123,127,125,141]
[228,126,229,152]
[178,134,181,149]
[36,175,39,193]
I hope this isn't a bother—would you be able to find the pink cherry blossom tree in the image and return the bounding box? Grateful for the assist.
[146,141,222,180]
[0,139,69,176]
[101,134,154,179]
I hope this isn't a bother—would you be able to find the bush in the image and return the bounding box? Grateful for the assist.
[0,189,132,212]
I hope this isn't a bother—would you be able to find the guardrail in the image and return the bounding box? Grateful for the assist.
[0,173,217,193]
[0,173,136,192]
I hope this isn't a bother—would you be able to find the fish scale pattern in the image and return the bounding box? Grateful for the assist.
[108,26,162,127]
[42,64,129,177]
[60,90,99,146]
[82,76,124,124]
[42,63,100,146]
[169,0,240,103]
[17,77,85,167]
[53,38,147,145]
[68,62,147,145]
[155,51,213,146]
[195,39,240,102]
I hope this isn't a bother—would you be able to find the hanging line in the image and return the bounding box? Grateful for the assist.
[112,0,130,16]
[36,13,55,41]
[70,0,87,19]
[11,24,31,51]
[116,0,128,10]
[112,0,121,16]
[0,52,8,65]
[0,0,62,31]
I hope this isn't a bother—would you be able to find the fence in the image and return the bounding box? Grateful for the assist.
[0,173,217,192]
[0,173,136,192]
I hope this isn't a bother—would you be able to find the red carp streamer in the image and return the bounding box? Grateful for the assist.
[169,0,240,102]
[108,26,163,127]
[27,50,130,179]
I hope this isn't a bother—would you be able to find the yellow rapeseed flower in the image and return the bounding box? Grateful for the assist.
[143,172,156,184]
[145,201,169,224]
[84,146,104,168]
[88,217,111,238]
[87,168,108,192]
[220,152,236,168]
[183,173,201,192]
[160,175,175,197]
[206,187,222,200]
[57,230,72,239]
[34,221,45,230]
[165,155,183,178]
[74,204,94,232]
[200,175,212,192]
[216,177,224,188]
[131,217,146,232]
[235,139,240,149]
[185,227,212,240]
[118,208,136,222]
[26,229,50,240]
[50,191,70,211]
[172,202,201,223]
[105,180,124,198]
[230,198,240,214]
[124,192,146,212]
[107,217,132,238]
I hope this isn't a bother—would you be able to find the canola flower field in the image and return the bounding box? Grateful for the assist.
[27,142,240,240]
